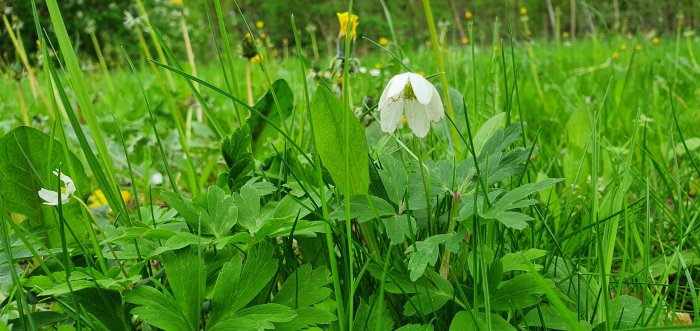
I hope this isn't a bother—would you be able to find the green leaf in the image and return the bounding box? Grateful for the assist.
[208,242,279,330]
[481,178,561,229]
[0,126,90,244]
[162,248,205,330]
[353,295,393,331]
[274,306,337,331]
[273,264,331,308]
[222,124,254,190]
[449,310,516,331]
[396,324,435,331]
[125,286,192,331]
[501,249,547,272]
[473,113,506,155]
[377,153,408,205]
[383,215,416,245]
[248,79,294,156]
[489,273,547,311]
[210,304,296,331]
[329,195,395,223]
[310,87,370,196]
[406,232,463,281]
[161,186,238,238]
[523,305,594,330]
[66,288,131,331]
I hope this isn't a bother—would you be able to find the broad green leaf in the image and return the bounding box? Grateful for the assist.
[0,126,90,244]
[396,324,435,331]
[501,249,547,272]
[210,304,296,331]
[353,295,393,331]
[378,153,409,204]
[209,254,244,327]
[248,79,294,156]
[66,288,131,331]
[383,215,416,245]
[273,264,332,308]
[523,305,594,331]
[310,87,369,196]
[274,306,336,331]
[406,232,463,281]
[161,186,238,238]
[222,124,254,190]
[473,112,506,155]
[125,286,192,331]
[489,273,547,311]
[162,248,205,330]
[329,195,395,222]
[233,184,261,231]
[481,178,562,229]
[449,310,516,331]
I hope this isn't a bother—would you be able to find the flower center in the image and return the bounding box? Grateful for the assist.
[402,82,417,101]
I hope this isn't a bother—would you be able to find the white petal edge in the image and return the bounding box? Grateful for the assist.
[38,189,65,205]
[381,73,410,101]
[408,73,434,105]
[53,170,76,195]
[426,88,445,122]
[380,98,404,134]
[404,101,430,138]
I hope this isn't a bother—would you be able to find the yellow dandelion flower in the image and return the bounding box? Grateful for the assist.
[461,36,469,45]
[244,32,253,41]
[620,43,627,51]
[256,21,264,29]
[612,51,620,59]
[652,37,660,45]
[337,12,359,40]
[465,10,473,20]
[88,189,132,209]
[379,37,389,46]
[520,7,528,16]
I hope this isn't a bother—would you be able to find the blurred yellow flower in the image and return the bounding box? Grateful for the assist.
[620,43,628,51]
[244,32,253,41]
[374,63,382,69]
[250,54,262,63]
[520,7,528,16]
[612,51,620,59]
[635,44,642,52]
[259,32,268,41]
[652,37,660,45]
[461,36,469,45]
[562,31,569,39]
[379,37,389,46]
[465,10,473,20]
[88,189,132,209]
[171,0,183,6]
[337,12,359,40]
[256,21,264,29]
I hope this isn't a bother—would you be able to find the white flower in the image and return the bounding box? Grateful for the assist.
[378,72,444,138]
[150,172,164,186]
[358,66,367,74]
[369,68,381,77]
[38,170,76,205]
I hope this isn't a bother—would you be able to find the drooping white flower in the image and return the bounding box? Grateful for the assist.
[38,170,76,205]
[150,172,164,186]
[378,72,444,138]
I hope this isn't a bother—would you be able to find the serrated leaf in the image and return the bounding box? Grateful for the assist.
[310,87,369,196]
[125,286,192,331]
[209,304,296,331]
[406,232,463,281]
[383,215,417,245]
[274,306,336,331]
[501,249,547,272]
[489,273,546,311]
[449,310,516,331]
[273,264,331,308]
[162,248,205,330]
[329,195,395,222]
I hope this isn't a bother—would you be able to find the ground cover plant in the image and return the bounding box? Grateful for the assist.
[1,0,699,330]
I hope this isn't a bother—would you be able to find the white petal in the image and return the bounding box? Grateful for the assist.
[380,98,404,134]
[38,189,63,205]
[408,73,434,105]
[404,101,430,138]
[426,89,445,122]
[380,73,410,102]
[53,169,76,195]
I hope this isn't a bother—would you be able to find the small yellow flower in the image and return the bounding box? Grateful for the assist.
[88,189,132,209]
[36,39,41,47]
[256,20,264,29]
[374,63,382,69]
[171,0,183,6]
[520,7,528,16]
[465,10,473,20]
[612,51,620,59]
[250,54,262,63]
[337,12,359,40]
[620,43,627,51]
[259,32,268,41]
[379,37,389,46]
[652,37,660,45]
[562,31,569,39]
[635,44,642,52]
[461,36,469,45]
[244,32,253,41]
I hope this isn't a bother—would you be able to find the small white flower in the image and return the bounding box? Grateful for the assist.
[369,68,381,77]
[38,170,76,205]
[378,72,444,138]
[150,172,164,186]
[358,66,367,74]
